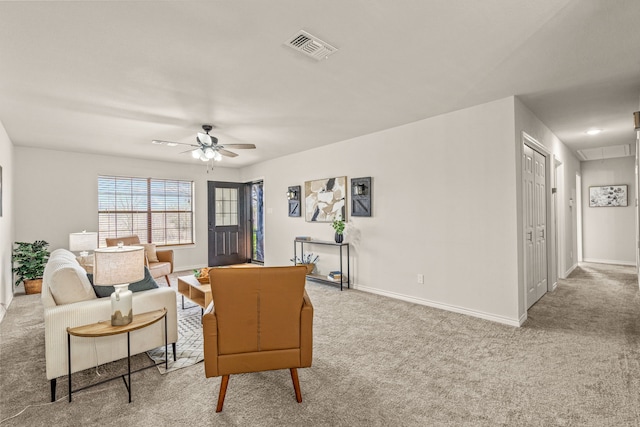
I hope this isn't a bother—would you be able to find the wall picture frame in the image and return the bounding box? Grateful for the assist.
[304,176,347,222]
[351,176,372,217]
[589,184,628,207]
[287,185,301,217]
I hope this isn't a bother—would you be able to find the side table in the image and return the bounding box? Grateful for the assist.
[66,308,167,403]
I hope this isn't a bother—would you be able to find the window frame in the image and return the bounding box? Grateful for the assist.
[97,175,195,248]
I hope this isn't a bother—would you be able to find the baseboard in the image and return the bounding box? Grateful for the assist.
[518,312,528,326]
[551,281,558,291]
[352,284,521,327]
[582,258,637,267]
[565,262,578,277]
[175,264,207,273]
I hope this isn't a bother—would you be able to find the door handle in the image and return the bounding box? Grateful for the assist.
[540,229,545,238]
[527,231,533,241]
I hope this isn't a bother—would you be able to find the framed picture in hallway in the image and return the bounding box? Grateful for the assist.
[589,185,628,207]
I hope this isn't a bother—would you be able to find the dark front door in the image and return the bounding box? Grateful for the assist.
[207,181,248,266]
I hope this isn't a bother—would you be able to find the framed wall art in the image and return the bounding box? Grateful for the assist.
[351,176,372,217]
[304,176,346,222]
[589,185,628,207]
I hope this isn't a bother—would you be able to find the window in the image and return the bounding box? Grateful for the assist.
[250,181,264,263]
[214,187,238,226]
[98,175,194,247]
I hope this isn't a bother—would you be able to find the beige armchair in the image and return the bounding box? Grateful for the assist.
[105,235,173,286]
[203,266,313,412]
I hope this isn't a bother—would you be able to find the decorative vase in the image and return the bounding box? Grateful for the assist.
[110,284,133,326]
[334,232,344,244]
[23,278,43,295]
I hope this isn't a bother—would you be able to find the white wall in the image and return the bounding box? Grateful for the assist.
[14,147,241,271]
[242,97,523,325]
[514,98,581,320]
[581,157,636,265]
[0,120,14,323]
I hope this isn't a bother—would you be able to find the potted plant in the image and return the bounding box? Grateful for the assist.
[331,218,345,243]
[12,240,50,294]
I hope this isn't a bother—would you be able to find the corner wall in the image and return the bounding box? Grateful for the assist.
[581,157,636,265]
[242,97,522,325]
[0,120,14,323]
[14,147,241,271]
[513,97,580,322]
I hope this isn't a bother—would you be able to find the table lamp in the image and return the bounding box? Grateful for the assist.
[69,231,98,257]
[93,246,145,326]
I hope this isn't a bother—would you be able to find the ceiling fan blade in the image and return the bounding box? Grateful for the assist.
[217,148,239,158]
[153,139,198,147]
[179,148,198,154]
[197,132,212,146]
[222,143,256,149]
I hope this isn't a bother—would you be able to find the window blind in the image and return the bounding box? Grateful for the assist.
[98,175,194,247]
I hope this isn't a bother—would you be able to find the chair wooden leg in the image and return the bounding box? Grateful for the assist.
[290,368,302,403]
[164,275,171,287]
[216,375,230,412]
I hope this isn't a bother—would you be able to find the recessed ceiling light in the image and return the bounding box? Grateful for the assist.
[585,129,603,136]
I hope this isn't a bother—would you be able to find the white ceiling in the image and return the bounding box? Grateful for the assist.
[1,1,639,168]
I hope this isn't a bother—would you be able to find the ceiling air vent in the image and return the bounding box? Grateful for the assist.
[284,30,338,61]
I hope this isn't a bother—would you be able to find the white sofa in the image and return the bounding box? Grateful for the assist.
[42,249,178,401]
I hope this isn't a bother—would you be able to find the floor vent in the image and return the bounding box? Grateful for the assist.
[284,30,338,61]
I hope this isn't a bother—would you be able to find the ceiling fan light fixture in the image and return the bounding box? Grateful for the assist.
[204,147,215,159]
[166,142,178,147]
[197,132,212,146]
[213,151,222,161]
[191,149,203,159]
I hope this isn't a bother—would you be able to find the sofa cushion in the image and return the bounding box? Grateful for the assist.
[48,264,98,305]
[88,266,159,298]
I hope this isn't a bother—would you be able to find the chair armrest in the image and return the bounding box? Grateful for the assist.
[202,311,219,377]
[156,249,174,272]
[300,291,313,367]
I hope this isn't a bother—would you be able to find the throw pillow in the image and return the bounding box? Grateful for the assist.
[89,266,159,298]
[138,243,159,263]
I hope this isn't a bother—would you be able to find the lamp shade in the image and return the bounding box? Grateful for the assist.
[69,231,98,253]
[93,246,145,286]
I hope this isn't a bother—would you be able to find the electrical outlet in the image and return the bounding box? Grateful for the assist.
[417,274,424,284]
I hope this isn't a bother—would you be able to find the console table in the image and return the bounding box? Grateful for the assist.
[66,308,168,403]
[293,239,350,291]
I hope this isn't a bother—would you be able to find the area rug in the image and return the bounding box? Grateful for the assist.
[147,301,204,374]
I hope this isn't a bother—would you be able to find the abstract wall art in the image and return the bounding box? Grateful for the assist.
[589,185,628,207]
[305,176,346,222]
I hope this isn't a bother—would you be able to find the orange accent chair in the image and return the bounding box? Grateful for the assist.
[202,266,313,412]
[105,235,174,286]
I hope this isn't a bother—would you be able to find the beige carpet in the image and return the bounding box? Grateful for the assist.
[1,263,639,426]
[147,300,204,374]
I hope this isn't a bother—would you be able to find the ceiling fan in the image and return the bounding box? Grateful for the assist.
[152,124,256,162]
